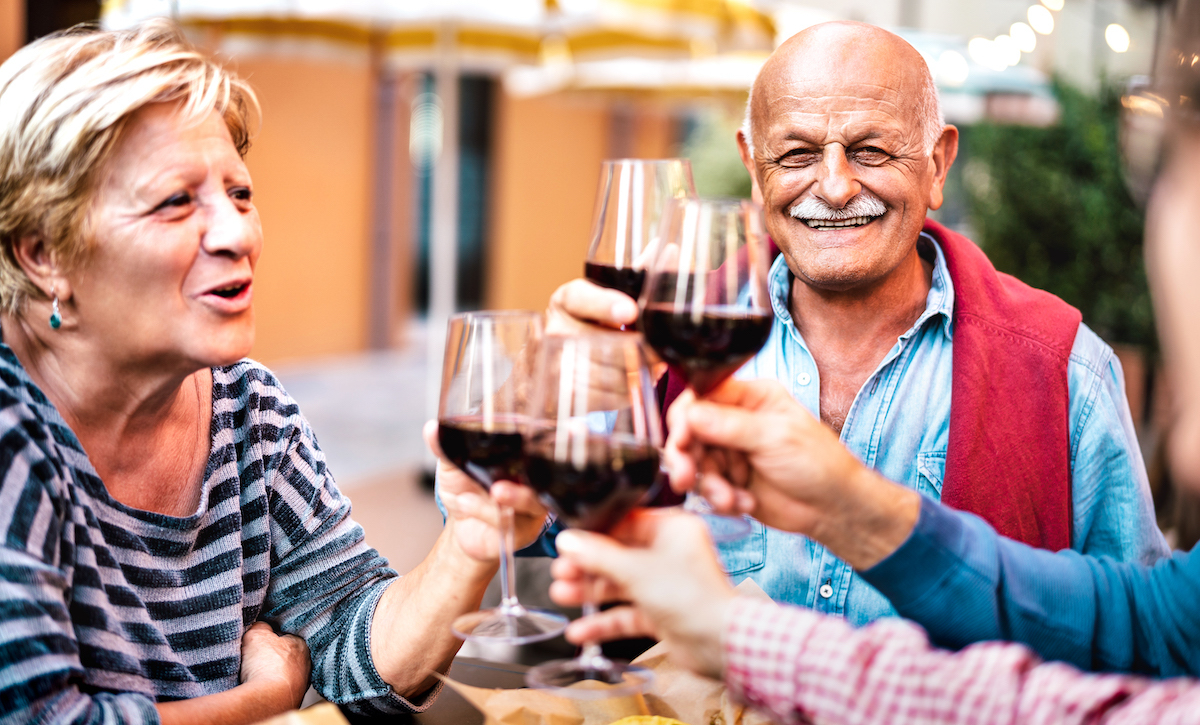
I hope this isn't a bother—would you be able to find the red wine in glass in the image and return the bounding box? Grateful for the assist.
[584,159,695,330]
[523,332,662,697]
[583,261,647,301]
[639,303,774,396]
[524,434,661,533]
[437,414,526,490]
[439,311,568,645]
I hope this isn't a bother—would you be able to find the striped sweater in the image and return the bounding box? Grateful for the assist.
[0,347,428,722]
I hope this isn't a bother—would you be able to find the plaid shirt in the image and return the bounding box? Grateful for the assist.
[723,597,1200,724]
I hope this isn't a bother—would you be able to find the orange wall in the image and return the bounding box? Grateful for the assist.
[231,55,375,364]
[487,94,678,312]
[0,0,21,62]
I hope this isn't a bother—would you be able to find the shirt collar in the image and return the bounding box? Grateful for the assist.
[767,230,955,340]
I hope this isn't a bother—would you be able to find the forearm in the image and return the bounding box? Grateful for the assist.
[808,466,920,570]
[863,496,1200,677]
[158,680,299,725]
[369,520,496,697]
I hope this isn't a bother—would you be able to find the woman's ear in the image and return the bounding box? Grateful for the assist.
[13,233,71,300]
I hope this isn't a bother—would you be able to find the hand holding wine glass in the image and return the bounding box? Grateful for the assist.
[522,332,663,697]
[436,311,568,644]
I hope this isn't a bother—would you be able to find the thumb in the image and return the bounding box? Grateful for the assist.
[685,401,773,453]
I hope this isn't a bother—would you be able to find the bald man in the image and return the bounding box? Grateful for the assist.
[548,21,1166,625]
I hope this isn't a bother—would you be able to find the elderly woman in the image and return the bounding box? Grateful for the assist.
[0,20,531,725]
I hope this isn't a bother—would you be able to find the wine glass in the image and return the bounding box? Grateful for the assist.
[639,197,773,537]
[438,311,569,644]
[522,332,663,697]
[584,159,696,319]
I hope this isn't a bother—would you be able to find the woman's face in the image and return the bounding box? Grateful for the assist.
[73,102,262,373]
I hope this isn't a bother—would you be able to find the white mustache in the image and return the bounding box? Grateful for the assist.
[789,193,887,221]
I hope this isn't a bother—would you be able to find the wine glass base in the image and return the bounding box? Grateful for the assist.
[452,606,569,645]
[526,657,654,699]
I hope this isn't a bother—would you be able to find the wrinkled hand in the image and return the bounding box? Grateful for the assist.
[546,278,639,334]
[424,420,550,562]
[663,379,920,569]
[239,622,311,709]
[548,510,734,680]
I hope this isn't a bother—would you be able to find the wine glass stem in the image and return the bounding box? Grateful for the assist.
[497,504,522,615]
[579,577,608,669]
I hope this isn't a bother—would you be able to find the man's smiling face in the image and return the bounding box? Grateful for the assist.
[740,23,955,293]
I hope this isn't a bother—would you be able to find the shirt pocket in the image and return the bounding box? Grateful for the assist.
[715,517,768,576]
[917,450,946,499]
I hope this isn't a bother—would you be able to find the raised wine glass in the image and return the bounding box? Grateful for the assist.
[523,332,663,697]
[584,159,696,319]
[639,197,773,537]
[438,311,569,644]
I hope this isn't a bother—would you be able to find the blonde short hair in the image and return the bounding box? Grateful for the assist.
[0,19,258,315]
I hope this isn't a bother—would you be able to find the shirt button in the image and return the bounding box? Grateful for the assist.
[819,583,833,599]
[797,373,812,386]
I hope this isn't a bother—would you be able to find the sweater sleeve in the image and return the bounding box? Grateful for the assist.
[259,415,440,716]
[861,495,1200,677]
[722,597,1200,725]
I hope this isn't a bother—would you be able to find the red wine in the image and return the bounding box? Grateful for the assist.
[523,434,661,532]
[437,416,526,489]
[584,262,647,300]
[639,303,772,396]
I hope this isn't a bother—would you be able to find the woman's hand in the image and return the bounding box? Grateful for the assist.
[548,510,734,680]
[423,420,550,561]
[239,622,311,709]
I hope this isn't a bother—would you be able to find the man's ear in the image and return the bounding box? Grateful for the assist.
[12,233,70,301]
[927,125,960,211]
[736,129,765,206]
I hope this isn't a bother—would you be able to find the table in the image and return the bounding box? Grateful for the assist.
[393,657,528,725]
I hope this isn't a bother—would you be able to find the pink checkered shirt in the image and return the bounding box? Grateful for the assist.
[722,597,1200,724]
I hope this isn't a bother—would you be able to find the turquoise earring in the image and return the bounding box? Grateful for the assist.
[49,292,61,330]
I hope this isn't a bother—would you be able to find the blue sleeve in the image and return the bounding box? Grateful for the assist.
[1066,326,1169,564]
[862,495,1200,677]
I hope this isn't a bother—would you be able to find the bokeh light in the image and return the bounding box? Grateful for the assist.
[1010,22,1037,53]
[1040,0,1064,11]
[994,34,1022,66]
[937,50,970,86]
[1106,23,1130,53]
[1028,5,1055,34]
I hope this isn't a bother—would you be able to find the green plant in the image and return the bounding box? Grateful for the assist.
[964,80,1156,348]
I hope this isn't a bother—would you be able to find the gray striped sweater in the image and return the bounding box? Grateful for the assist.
[0,347,429,722]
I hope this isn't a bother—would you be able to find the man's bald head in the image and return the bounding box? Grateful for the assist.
[741,22,943,158]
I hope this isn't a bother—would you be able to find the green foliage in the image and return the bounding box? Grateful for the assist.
[965,81,1156,348]
[680,109,753,199]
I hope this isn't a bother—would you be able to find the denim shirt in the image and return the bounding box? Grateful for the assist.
[719,233,1169,627]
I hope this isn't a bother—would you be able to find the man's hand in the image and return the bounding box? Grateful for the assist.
[548,510,734,680]
[424,420,550,561]
[239,622,311,710]
[546,278,639,334]
[664,378,920,570]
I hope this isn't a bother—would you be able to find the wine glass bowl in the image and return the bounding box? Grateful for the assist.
[438,311,569,645]
[522,332,663,697]
[639,197,773,396]
[584,158,697,305]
